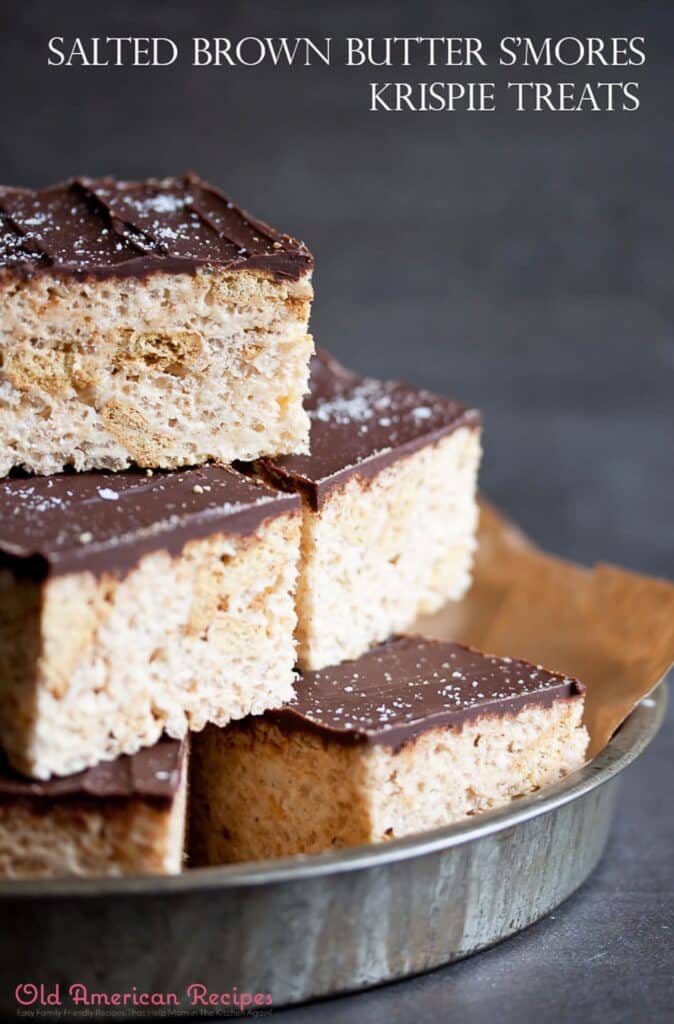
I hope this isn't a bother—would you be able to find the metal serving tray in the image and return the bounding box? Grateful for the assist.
[0,681,666,1019]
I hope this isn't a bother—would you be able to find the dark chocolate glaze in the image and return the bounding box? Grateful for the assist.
[0,465,299,580]
[256,351,481,510]
[0,174,312,282]
[0,737,185,801]
[267,636,584,752]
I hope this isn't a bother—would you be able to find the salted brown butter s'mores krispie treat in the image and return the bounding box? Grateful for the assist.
[190,637,588,863]
[252,351,481,670]
[0,466,300,779]
[0,737,187,878]
[0,174,313,476]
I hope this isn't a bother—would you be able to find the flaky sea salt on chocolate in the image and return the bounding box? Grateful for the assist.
[0,174,313,476]
[190,636,588,863]
[252,350,482,670]
[0,464,301,780]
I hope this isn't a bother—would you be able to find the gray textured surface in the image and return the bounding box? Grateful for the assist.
[1,0,671,577]
[0,1,672,1020]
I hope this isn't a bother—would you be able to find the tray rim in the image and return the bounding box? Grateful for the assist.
[0,675,667,901]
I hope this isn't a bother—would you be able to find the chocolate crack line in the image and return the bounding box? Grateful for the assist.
[0,173,312,280]
[76,174,280,257]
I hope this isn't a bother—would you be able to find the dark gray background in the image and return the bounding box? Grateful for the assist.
[0,2,671,1021]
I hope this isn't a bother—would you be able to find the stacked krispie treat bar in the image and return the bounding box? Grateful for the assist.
[0,467,301,780]
[191,639,587,862]
[251,349,482,670]
[0,174,312,876]
[0,175,587,877]
[0,739,187,878]
[0,174,313,473]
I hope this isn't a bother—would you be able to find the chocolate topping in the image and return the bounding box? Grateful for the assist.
[256,351,481,510]
[268,636,584,751]
[0,737,185,801]
[0,465,299,580]
[0,174,312,282]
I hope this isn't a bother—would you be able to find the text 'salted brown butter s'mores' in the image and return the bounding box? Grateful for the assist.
[0,737,187,878]
[0,174,313,476]
[190,637,588,863]
[0,466,300,779]
[251,351,482,670]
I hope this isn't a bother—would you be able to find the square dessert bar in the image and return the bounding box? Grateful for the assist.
[0,737,187,878]
[0,174,313,476]
[252,351,482,670]
[190,637,588,862]
[0,465,300,779]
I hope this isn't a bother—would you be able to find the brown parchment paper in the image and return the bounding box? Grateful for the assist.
[414,500,674,758]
